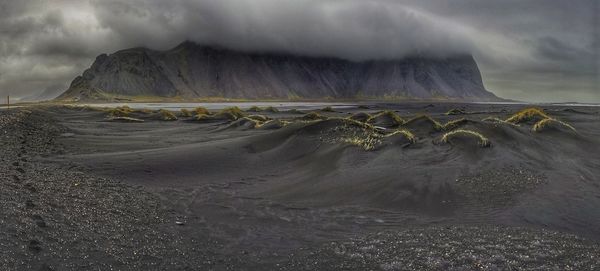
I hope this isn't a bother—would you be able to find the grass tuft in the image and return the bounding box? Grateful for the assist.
[194,107,211,116]
[106,105,135,117]
[482,117,520,127]
[107,116,144,122]
[441,129,491,147]
[385,129,416,144]
[159,109,178,121]
[180,109,193,117]
[247,114,270,122]
[505,108,549,124]
[215,106,246,120]
[195,114,212,121]
[367,110,405,126]
[246,106,262,112]
[532,118,576,133]
[445,108,466,115]
[300,111,328,121]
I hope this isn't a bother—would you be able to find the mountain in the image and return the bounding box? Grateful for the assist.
[57,41,499,101]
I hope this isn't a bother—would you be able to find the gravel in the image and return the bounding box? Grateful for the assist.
[283,226,600,270]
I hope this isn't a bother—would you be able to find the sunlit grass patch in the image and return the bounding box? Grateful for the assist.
[195,114,212,121]
[505,108,549,124]
[384,129,416,144]
[194,107,211,116]
[482,117,520,127]
[315,118,383,150]
[227,117,262,129]
[107,116,144,122]
[299,111,328,121]
[159,109,178,121]
[532,118,576,133]
[445,108,466,115]
[341,136,382,151]
[247,114,270,122]
[106,105,134,117]
[367,110,405,126]
[215,106,246,120]
[246,106,262,112]
[180,109,193,117]
[258,119,289,130]
[441,129,491,147]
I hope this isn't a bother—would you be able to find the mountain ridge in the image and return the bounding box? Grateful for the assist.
[57,41,500,101]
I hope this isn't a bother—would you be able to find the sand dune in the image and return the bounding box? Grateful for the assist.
[2,103,599,269]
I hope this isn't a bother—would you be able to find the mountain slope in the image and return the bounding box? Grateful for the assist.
[57,41,499,101]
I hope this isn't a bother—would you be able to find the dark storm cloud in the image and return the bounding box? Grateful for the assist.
[0,0,597,102]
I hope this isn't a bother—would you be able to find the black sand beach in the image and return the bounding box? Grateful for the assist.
[1,103,599,270]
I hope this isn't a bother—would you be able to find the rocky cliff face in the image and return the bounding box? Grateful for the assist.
[58,41,498,101]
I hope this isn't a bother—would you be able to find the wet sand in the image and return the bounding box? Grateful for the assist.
[1,102,599,270]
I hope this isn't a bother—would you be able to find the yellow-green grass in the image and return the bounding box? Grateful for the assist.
[341,136,382,151]
[367,110,405,126]
[257,119,289,130]
[107,116,144,122]
[214,106,246,120]
[445,108,466,115]
[482,117,520,127]
[246,106,262,112]
[404,114,443,131]
[441,129,490,147]
[195,114,212,121]
[505,107,549,124]
[246,106,279,113]
[106,105,134,117]
[159,109,178,121]
[180,109,193,117]
[194,107,211,116]
[229,117,262,128]
[247,114,270,122]
[333,117,376,130]
[300,111,328,121]
[532,118,576,133]
[384,129,416,144]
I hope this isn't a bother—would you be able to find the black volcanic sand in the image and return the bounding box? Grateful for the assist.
[1,103,600,270]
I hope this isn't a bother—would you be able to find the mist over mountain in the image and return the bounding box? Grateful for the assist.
[58,41,498,101]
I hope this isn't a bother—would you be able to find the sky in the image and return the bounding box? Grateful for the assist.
[0,0,598,102]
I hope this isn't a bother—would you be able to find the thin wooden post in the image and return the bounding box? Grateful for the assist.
[6,95,8,110]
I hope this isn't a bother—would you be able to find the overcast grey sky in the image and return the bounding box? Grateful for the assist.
[0,0,598,102]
